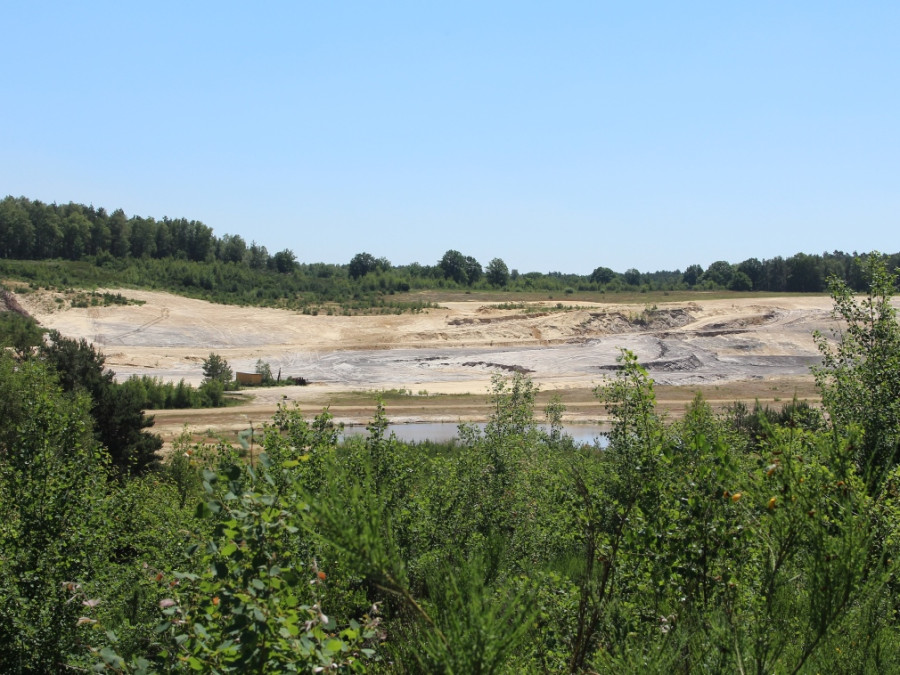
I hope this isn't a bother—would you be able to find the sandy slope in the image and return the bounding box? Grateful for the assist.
[17,288,845,392]
[16,287,878,444]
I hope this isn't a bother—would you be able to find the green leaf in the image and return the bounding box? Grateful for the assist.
[325,638,345,653]
[99,647,124,666]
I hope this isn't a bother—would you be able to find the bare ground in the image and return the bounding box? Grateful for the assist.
[13,287,871,446]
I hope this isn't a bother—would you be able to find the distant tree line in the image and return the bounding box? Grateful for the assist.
[2,196,897,301]
[674,251,900,293]
[0,195,297,270]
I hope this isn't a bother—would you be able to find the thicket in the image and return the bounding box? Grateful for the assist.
[1,257,900,672]
[37,330,163,475]
[2,196,898,309]
[0,312,164,475]
[120,375,236,411]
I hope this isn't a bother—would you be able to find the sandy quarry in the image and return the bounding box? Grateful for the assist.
[16,288,840,390]
[13,287,886,443]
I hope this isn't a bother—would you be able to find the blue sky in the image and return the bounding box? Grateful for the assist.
[2,2,897,274]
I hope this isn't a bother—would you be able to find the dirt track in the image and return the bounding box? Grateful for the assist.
[15,288,874,443]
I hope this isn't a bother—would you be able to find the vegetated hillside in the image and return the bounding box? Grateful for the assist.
[2,196,898,314]
[1,255,900,672]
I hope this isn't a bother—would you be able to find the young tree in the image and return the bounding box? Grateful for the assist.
[0,309,44,358]
[0,353,109,670]
[202,352,233,385]
[244,240,269,269]
[255,358,274,384]
[814,254,900,488]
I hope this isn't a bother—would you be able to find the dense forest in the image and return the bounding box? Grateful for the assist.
[1,250,900,671]
[2,196,898,314]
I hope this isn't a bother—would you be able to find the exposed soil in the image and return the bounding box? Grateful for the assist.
[13,287,889,446]
[0,288,31,318]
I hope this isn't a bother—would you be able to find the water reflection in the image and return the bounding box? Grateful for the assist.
[342,422,608,446]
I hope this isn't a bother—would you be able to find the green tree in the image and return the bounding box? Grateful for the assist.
[202,352,233,385]
[0,308,44,358]
[244,240,269,269]
[89,212,112,256]
[154,219,173,257]
[590,266,616,285]
[0,354,110,671]
[255,358,274,384]
[464,256,482,285]
[149,459,381,672]
[787,252,824,292]
[349,252,378,280]
[728,270,753,291]
[764,255,789,291]
[61,212,92,260]
[623,268,642,286]
[737,257,765,290]
[271,248,297,274]
[219,233,247,263]
[814,254,900,488]
[30,201,62,258]
[682,263,704,286]
[0,197,35,258]
[129,216,156,258]
[702,260,734,288]
[108,208,132,258]
[485,258,510,287]
[40,331,162,475]
[439,249,468,284]
[199,378,226,407]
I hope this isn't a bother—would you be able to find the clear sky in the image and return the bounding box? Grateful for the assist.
[2,2,898,275]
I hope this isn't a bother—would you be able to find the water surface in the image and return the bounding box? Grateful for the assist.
[342,422,608,446]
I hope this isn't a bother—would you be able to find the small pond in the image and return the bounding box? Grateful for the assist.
[341,422,609,446]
